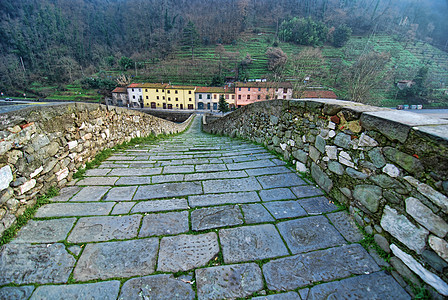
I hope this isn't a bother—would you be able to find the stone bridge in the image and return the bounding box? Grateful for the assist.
[0,100,447,299]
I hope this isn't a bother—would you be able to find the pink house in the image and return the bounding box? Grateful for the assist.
[235,82,293,107]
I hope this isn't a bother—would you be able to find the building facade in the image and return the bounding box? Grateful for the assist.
[127,83,144,108]
[142,84,196,110]
[111,87,129,106]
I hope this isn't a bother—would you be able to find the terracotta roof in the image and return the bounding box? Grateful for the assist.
[127,83,145,88]
[300,90,337,99]
[112,87,127,93]
[166,85,196,90]
[196,87,226,93]
[138,83,169,88]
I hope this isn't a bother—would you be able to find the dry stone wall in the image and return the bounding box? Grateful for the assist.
[203,99,448,297]
[0,103,192,236]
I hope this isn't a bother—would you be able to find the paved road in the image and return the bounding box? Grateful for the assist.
[0,117,410,299]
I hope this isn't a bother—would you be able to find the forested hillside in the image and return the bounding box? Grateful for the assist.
[1,0,447,106]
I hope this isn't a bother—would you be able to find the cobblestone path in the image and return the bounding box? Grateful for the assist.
[0,117,411,299]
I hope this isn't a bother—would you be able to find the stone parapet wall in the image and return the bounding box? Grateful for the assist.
[203,99,448,297]
[0,103,193,236]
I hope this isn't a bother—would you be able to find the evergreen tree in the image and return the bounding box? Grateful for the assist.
[332,24,352,47]
[218,95,229,115]
[182,21,200,60]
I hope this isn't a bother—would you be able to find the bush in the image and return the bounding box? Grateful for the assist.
[333,24,352,47]
[279,17,328,46]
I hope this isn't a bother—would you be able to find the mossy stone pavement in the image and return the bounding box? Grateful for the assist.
[0,117,411,299]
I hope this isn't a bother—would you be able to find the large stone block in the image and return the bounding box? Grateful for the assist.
[406,197,448,238]
[429,235,448,263]
[383,147,424,175]
[353,185,382,213]
[31,281,120,300]
[311,163,333,193]
[0,165,13,191]
[381,206,428,254]
[404,176,448,214]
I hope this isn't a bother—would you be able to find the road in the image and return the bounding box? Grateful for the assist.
[0,99,65,114]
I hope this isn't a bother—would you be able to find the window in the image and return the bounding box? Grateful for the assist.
[258,88,261,91]
[176,97,179,101]
[189,98,192,101]
[132,88,134,92]
[232,95,235,99]
[238,95,241,100]
[247,95,250,100]
[175,90,178,94]
[214,95,217,99]
[284,88,287,93]
[156,89,159,92]
[157,96,159,100]
[283,95,286,99]
[267,88,269,91]
[145,89,148,92]
[146,96,149,99]
[133,95,135,99]
[168,97,171,101]
[163,96,165,100]
[225,95,229,99]
[207,94,211,99]
[257,95,260,100]
[199,94,202,99]
[188,91,192,94]
[188,104,193,109]
[248,88,251,91]
[167,90,170,94]
[238,87,241,91]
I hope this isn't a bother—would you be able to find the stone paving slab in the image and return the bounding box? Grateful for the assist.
[195,164,228,172]
[139,211,189,236]
[0,286,34,300]
[241,203,275,224]
[203,177,262,194]
[191,205,243,231]
[276,215,346,254]
[69,186,110,202]
[184,170,247,181]
[226,159,276,170]
[219,224,289,263]
[263,244,380,291]
[307,271,410,299]
[49,186,82,202]
[35,202,114,217]
[131,198,189,213]
[189,191,260,207]
[108,167,162,176]
[257,173,306,189]
[326,211,364,243]
[152,174,184,183]
[119,274,195,300]
[0,243,75,285]
[99,163,129,168]
[259,188,297,202]
[12,218,76,243]
[73,238,159,281]
[68,215,141,243]
[114,176,151,185]
[30,281,121,300]
[111,202,135,215]
[103,186,137,201]
[290,185,324,198]
[157,232,219,272]
[85,168,111,176]
[196,263,263,300]
[134,182,203,199]
[245,166,292,176]
[263,201,308,219]
[298,196,339,215]
[76,176,118,186]
[251,291,300,300]
[163,165,195,174]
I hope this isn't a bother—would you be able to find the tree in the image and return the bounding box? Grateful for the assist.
[290,48,326,98]
[344,51,391,103]
[279,17,328,46]
[181,21,200,60]
[332,24,352,48]
[266,47,288,77]
[218,94,229,115]
[119,56,133,71]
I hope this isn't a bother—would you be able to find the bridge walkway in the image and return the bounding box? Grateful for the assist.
[0,116,410,299]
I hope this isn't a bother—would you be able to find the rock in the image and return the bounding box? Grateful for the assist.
[0,165,13,191]
[67,140,78,150]
[325,145,338,160]
[309,146,320,162]
[311,162,333,193]
[7,150,23,164]
[270,115,279,125]
[383,147,424,175]
[315,135,326,153]
[0,286,34,299]
[370,175,406,192]
[368,148,386,168]
[381,206,428,254]
[428,235,448,263]
[406,197,448,238]
[383,164,400,177]
[296,161,307,172]
[358,133,379,147]
[31,134,50,151]
[334,132,351,149]
[404,176,448,214]
[272,136,280,146]
[390,244,448,296]
[339,151,355,168]
[292,149,308,163]
[422,250,448,273]
[30,166,43,178]
[374,234,391,253]
[19,179,36,195]
[353,185,382,213]
[55,167,69,181]
[327,211,363,243]
[346,167,368,180]
[328,161,344,175]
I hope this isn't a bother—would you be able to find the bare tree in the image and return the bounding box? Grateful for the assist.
[266,47,288,78]
[290,47,325,98]
[344,51,391,103]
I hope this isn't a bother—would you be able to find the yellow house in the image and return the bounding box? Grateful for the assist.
[141,84,196,110]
